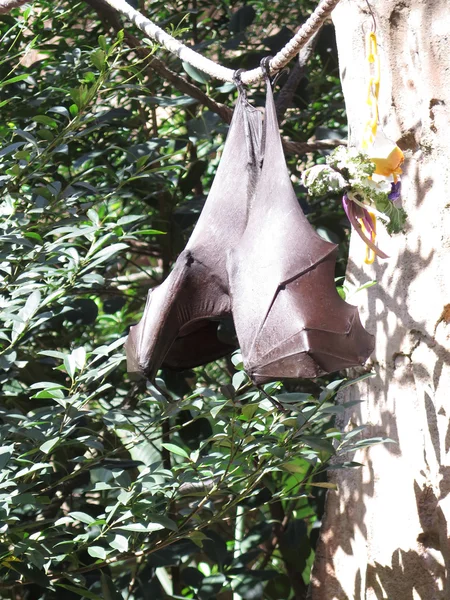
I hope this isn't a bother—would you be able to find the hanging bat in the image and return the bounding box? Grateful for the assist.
[126,77,374,384]
[126,92,262,379]
[227,81,374,383]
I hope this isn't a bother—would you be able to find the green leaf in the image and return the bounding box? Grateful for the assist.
[190,531,210,547]
[7,562,49,587]
[241,402,258,421]
[302,436,335,454]
[232,370,247,390]
[38,350,67,360]
[14,463,51,479]
[21,290,41,322]
[69,512,96,525]
[88,545,107,560]
[131,229,166,235]
[0,446,14,470]
[91,48,106,70]
[69,84,89,109]
[40,438,59,454]
[117,215,142,226]
[56,584,104,600]
[0,74,29,89]
[231,352,243,369]
[276,392,312,404]
[101,573,123,600]
[161,443,189,459]
[282,462,307,474]
[353,280,377,294]
[342,425,366,440]
[108,533,128,552]
[308,481,338,489]
[72,347,87,370]
[0,142,25,157]
[29,381,68,390]
[64,353,76,379]
[144,514,178,531]
[114,522,164,532]
[32,388,65,400]
[32,115,58,128]
[339,372,375,390]
[23,231,43,243]
[98,35,109,53]
[182,62,210,84]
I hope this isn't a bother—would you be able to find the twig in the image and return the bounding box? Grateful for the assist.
[99,0,342,83]
[282,138,344,154]
[123,32,233,123]
[257,385,287,413]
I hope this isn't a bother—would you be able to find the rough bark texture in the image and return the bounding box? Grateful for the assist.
[311,1,450,598]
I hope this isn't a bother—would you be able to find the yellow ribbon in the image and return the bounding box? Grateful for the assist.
[361,31,380,263]
[362,31,380,151]
[353,31,404,264]
[361,212,376,264]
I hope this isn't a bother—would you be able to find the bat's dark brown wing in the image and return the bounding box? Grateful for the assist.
[228,79,374,384]
[126,92,263,380]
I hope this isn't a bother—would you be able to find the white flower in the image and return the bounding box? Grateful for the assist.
[358,176,392,194]
[302,165,347,192]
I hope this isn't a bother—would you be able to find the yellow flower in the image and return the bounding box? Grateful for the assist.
[366,129,404,179]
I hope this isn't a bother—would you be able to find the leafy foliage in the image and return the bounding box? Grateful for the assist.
[0,2,377,599]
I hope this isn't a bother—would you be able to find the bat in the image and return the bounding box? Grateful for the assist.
[126,90,262,379]
[227,77,375,383]
[126,74,374,384]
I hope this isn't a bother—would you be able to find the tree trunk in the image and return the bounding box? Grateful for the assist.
[311,1,450,598]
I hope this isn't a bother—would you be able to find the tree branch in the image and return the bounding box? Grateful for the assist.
[123,32,233,123]
[283,138,344,153]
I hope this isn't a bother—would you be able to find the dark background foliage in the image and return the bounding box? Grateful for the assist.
[0,1,375,598]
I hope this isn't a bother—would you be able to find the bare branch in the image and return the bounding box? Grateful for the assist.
[282,138,344,154]
[123,33,233,123]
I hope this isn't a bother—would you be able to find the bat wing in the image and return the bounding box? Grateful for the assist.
[229,80,374,384]
[126,251,233,378]
[126,93,263,379]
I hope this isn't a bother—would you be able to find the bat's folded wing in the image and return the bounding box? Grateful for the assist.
[229,79,374,384]
[233,253,375,383]
[126,94,263,379]
[126,250,234,379]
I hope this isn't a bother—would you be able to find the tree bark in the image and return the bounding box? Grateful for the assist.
[311,1,450,598]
